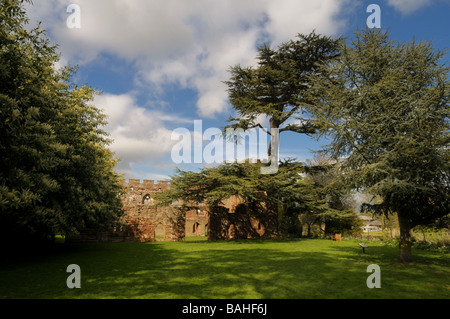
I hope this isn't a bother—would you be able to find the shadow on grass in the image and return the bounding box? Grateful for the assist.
[76,245,361,299]
[0,239,448,299]
[326,241,450,299]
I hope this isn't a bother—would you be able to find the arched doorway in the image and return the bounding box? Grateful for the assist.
[154,223,165,240]
[193,222,200,234]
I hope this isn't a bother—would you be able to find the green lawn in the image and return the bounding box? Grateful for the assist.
[0,238,448,299]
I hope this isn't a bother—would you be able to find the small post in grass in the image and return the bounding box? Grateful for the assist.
[359,243,368,253]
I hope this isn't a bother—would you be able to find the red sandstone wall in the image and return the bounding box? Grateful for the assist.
[118,179,275,242]
[120,179,208,242]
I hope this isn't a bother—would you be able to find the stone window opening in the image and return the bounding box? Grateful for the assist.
[143,194,151,204]
[193,222,200,234]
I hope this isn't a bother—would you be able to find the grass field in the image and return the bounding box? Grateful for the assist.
[0,238,448,299]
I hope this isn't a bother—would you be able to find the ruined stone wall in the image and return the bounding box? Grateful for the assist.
[73,178,278,243]
[119,179,185,242]
[206,195,279,240]
[120,181,277,242]
[185,207,209,237]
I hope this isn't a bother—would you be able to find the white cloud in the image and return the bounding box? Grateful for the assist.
[387,0,431,14]
[265,0,350,45]
[93,93,179,178]
[25,0,353,118]
[23,0,355,178]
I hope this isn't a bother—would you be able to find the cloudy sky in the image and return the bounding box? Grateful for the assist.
[24,0,450,181]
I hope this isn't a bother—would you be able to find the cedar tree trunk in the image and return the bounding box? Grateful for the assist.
[398,212,413,263]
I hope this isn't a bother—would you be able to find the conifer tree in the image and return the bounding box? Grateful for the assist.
[155,161,309,239]
[309,29,450,262]
[0,0,123,248]
[224,32,341,163]
[302,156,360,236]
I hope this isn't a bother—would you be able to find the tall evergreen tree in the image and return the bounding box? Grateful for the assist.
[309,29,450,262]
[0,0,123,248]
[224,32,341,166]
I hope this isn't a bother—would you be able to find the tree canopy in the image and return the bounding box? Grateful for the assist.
[0,0,123,248]
[155,161,310,238]
[300,156,360,236]
[224,32,341,162]
[309,29,450,262]
[156,159,360,239]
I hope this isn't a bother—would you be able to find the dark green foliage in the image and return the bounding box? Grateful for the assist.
[156,159,360,239]
[0,0,123,248]
[309,29,450,261]
[298,156,361,236]
[155,161,310,238]
[224,32,341,152]
[278,205,303,238]
[221,33,343,235]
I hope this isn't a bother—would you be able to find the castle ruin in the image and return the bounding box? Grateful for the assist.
[71,178,277,242]
[118,179,209,242]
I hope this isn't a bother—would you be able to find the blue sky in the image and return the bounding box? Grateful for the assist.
[24,0,450,181]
